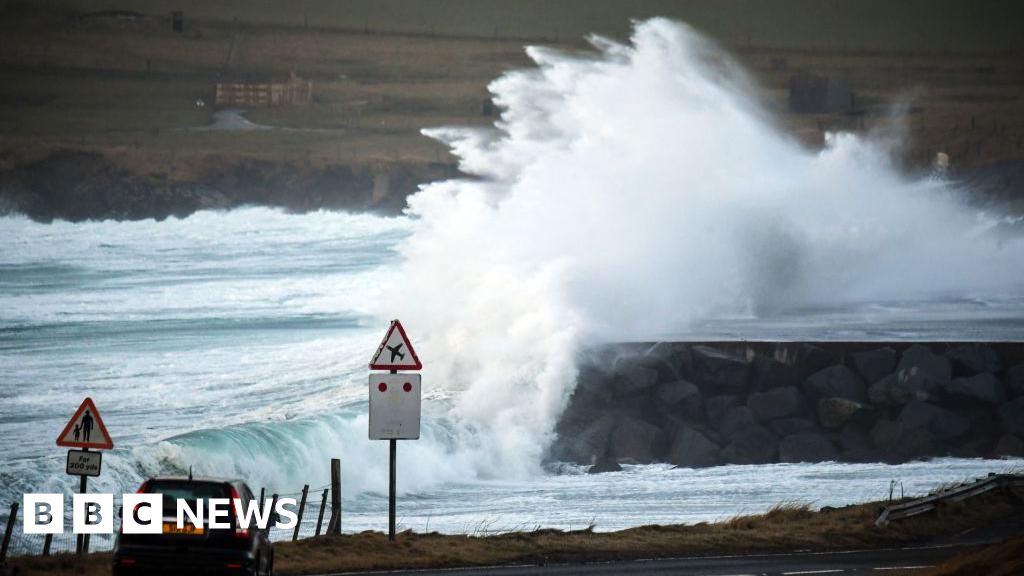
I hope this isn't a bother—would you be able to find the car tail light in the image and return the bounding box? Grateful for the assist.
[225,563,243,569]
[118,557,136,566]
[229,485,249,540]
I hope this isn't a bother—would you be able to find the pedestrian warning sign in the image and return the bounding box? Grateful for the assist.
[56,397,114,450]
[369,319,422,371]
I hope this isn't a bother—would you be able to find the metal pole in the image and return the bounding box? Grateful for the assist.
[1,502,17,564]
[293,485,309,541]
[315,489,328,536]
[77,457,88,556]
[389,438,396,542]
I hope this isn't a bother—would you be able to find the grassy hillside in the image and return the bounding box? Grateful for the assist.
[0,3,1022,217]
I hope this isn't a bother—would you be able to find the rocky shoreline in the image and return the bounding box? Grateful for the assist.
[550,342,1024,472]
[0,150,459,221]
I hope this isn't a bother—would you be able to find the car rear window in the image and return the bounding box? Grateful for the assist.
[144,480,231,510]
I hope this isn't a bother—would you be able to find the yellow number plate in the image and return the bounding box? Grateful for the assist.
[162,522,204,536]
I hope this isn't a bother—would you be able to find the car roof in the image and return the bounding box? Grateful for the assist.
[146,476,247,486]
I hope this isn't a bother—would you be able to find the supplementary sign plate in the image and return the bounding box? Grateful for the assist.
[369,373,421,440]
[66,449,102,477]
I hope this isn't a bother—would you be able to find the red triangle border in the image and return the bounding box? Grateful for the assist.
[56,397,114,450]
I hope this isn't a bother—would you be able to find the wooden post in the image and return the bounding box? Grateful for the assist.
[293,485,309,541]
[1,502,17,564]
[269,494,279,528]
[259,488,265,511]
[314,489,328,536]
[42,533,53,556]
[328,458,341,535]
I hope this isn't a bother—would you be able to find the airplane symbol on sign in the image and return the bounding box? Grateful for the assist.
[387,343,405,362]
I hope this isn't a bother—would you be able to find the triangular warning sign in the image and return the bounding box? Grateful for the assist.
[369,319,422,371]
[56,397,114,450]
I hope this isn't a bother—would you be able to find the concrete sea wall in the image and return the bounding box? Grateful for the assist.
[551,342,1024,471]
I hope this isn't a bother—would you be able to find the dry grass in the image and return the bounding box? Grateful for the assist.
[7,490,1022,576]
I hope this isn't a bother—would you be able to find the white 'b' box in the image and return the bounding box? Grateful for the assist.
[368,373,421,440]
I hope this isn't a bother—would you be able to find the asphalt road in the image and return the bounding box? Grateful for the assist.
[309,543,975,575]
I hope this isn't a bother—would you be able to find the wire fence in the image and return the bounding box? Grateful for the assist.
[2,480,340,560]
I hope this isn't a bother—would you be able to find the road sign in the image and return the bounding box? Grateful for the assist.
[369,320,422,371]
[368,373,421,440]
[56,397,113,450]
[66,450,102,477]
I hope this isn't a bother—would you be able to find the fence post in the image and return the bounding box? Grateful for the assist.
[315,489,328,536]
[328,458,341,535]
[1,502,18,564]
[269,494,279,528]
[259,488,265,511]
[42,533,52,556]
[293,485,309,541]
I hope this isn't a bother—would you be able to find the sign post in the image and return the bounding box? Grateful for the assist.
[56,397,114,555]
[368,320,422,542]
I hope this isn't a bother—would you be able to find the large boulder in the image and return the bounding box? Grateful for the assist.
[720,425,778,464]
[999,397,1024,436]
[770,418,818,436]
[870,419,904,449]
[611,357,660,397]
[666,425,720,468]
[588,454,622,474]
[818,397,867,430]
[838,425,873,461]
[946,344,1002,375]
[656,379,701,405]
[943,373,1006,404]
[779,433,838,463]
[897,344,952,384]
[899,400,969,441]
[750,355,794,391]
[803,365,867,402]
[748,387,806,422]
[779,343,836,382]
[868,368,941,406]
[574,364,615,405]
[655,380,704,422]
[706,395,740,425]
[690,346,749,395]
[549,413,616,464]
[849,347,897,384]
[719,405,757,438]
[992,434,1024,457]
[609,416,663,464]
[1008,363,1024,398]
[870,419,936,461]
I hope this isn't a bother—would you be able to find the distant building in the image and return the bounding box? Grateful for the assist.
[215,72,312,107]
[788,73,852,114]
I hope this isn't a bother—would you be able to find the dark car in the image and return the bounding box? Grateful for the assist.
[113,476,274,576]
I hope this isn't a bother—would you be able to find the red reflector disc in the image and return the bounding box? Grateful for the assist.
[378,382,387,392]
[403,382,413,392]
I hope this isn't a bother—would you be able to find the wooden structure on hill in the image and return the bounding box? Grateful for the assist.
[215,72,312,107]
